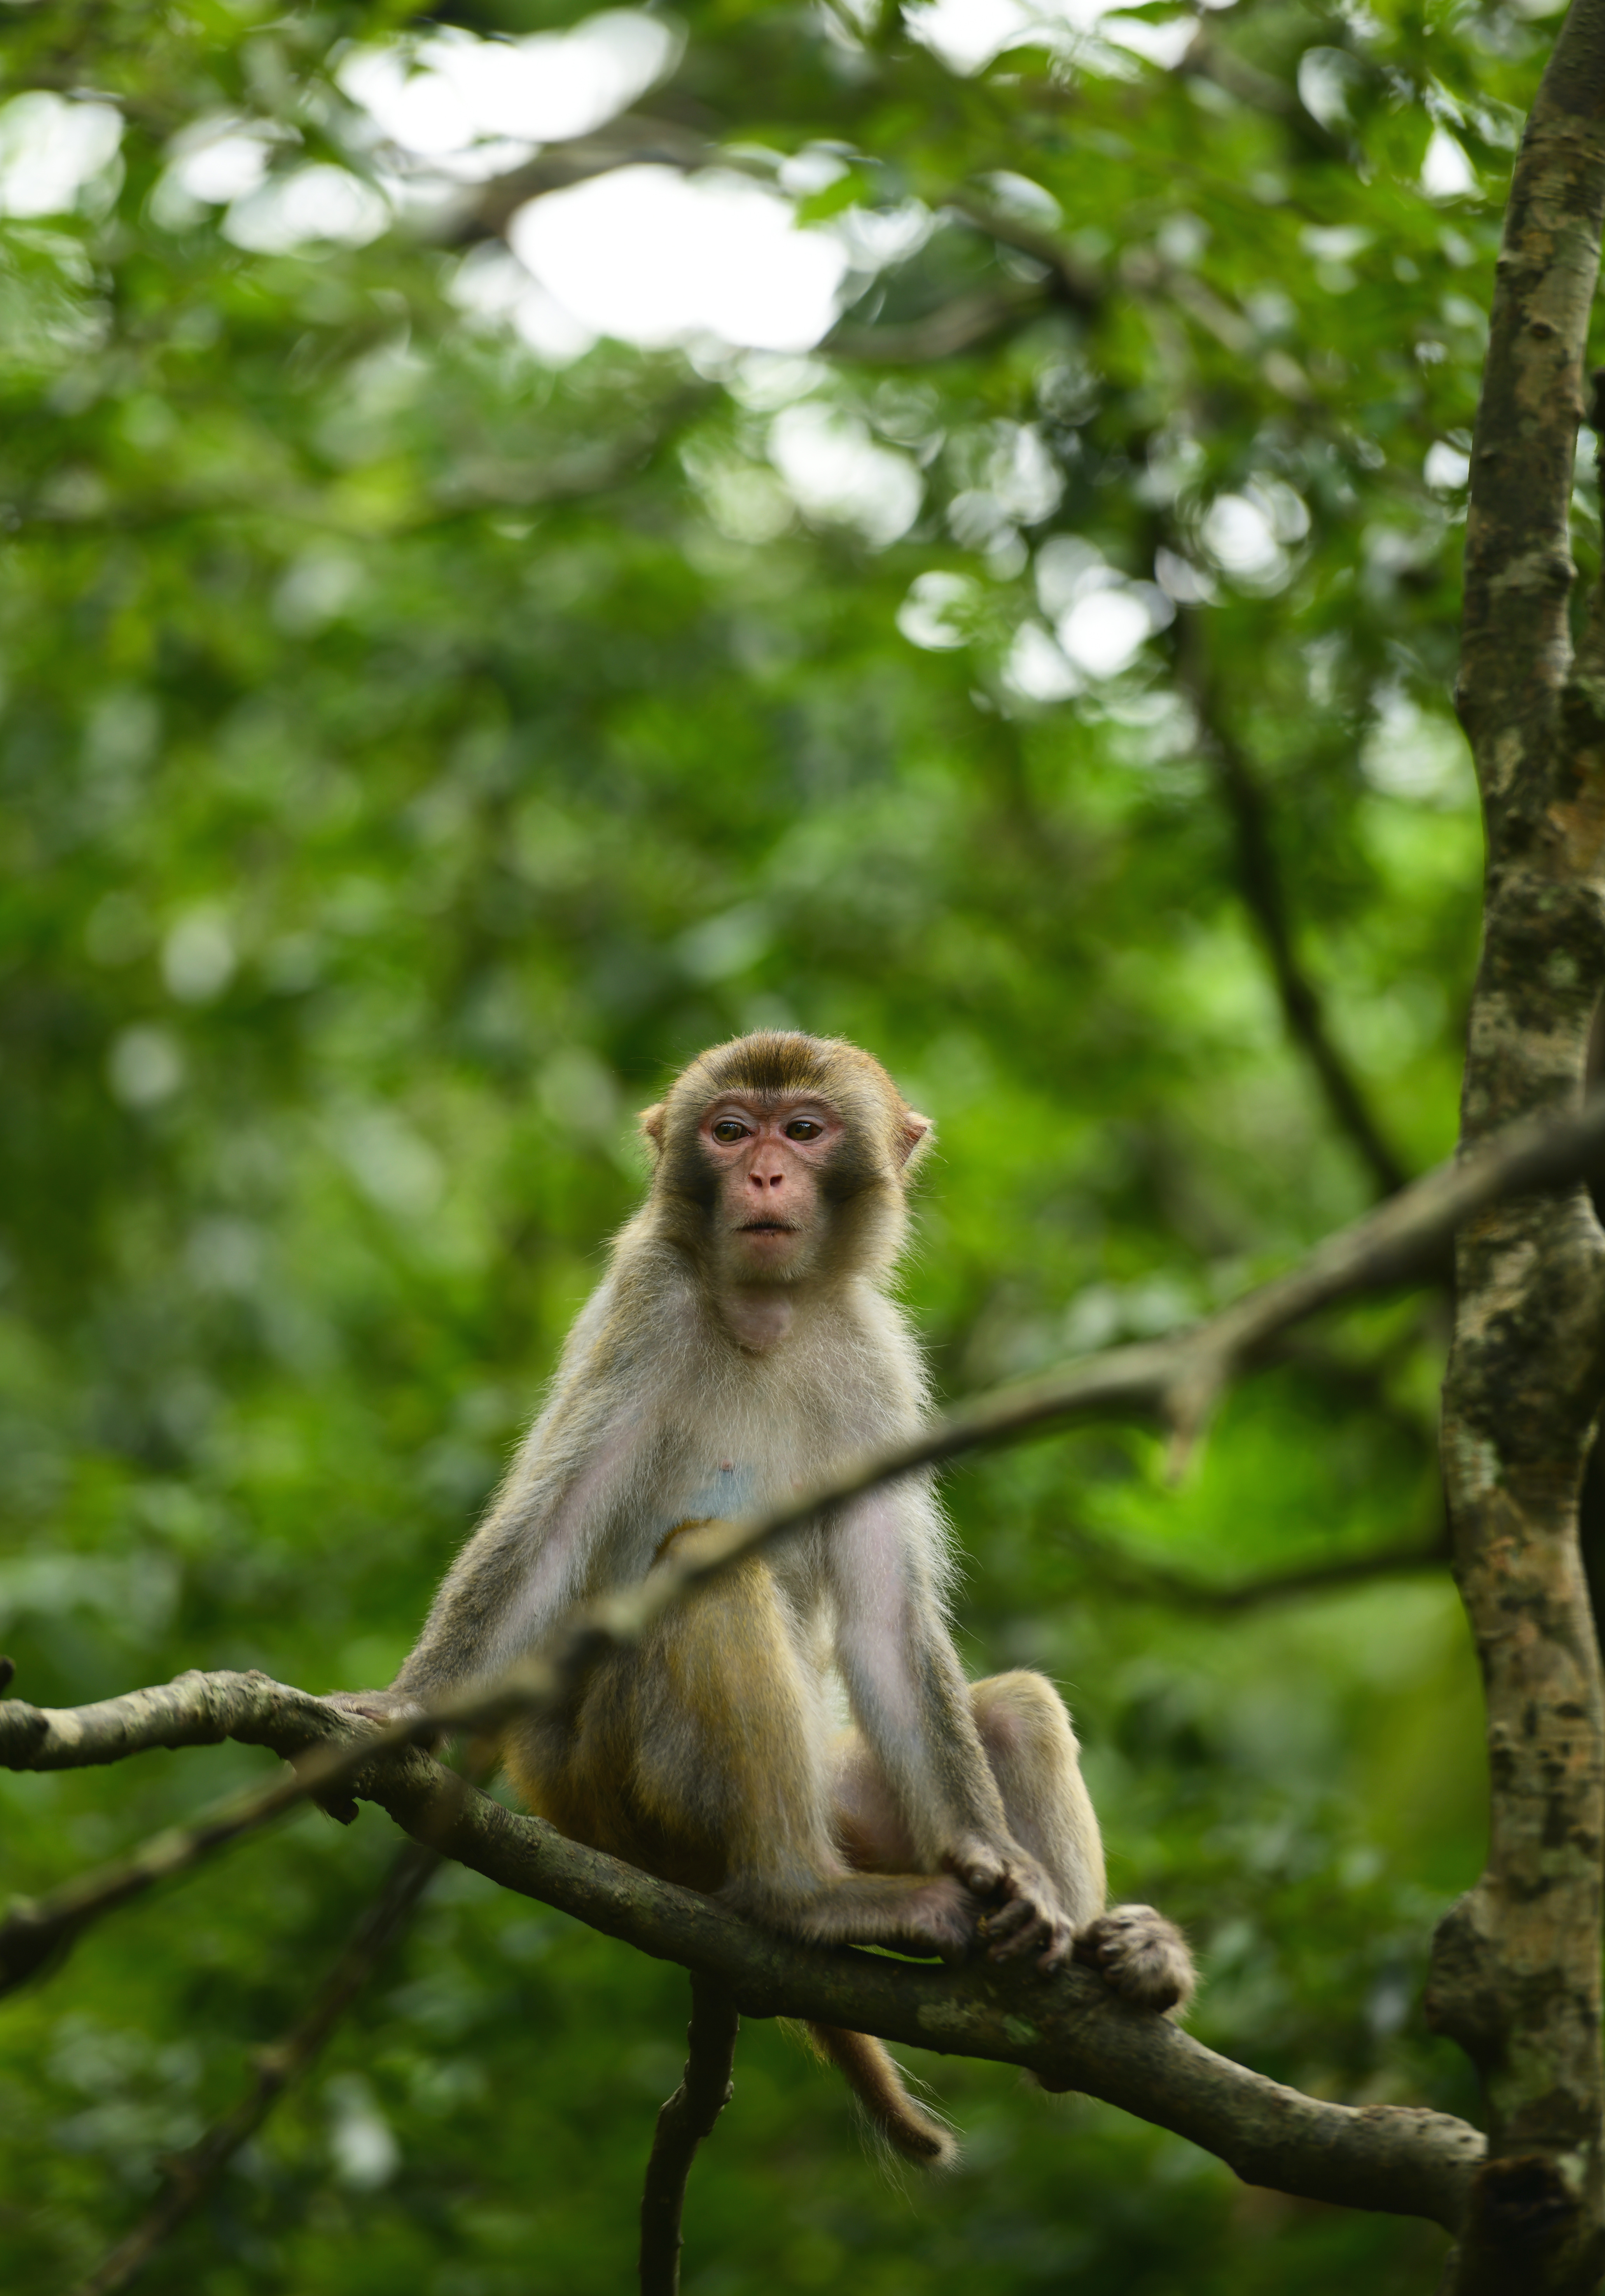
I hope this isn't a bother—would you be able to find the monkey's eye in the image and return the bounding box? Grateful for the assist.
[711,1118,751,1143]
[785,1119,824,1141]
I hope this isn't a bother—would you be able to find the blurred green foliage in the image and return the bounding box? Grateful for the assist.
[0,0,1561,2288]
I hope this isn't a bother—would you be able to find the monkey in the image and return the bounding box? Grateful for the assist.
[341,1032,1193,2164]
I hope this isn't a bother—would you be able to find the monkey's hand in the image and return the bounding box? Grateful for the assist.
[949,1840,1074,1970]
[307,1690,435,1824]
[322,1687,434,1736]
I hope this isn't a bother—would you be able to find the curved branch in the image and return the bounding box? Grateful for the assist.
[0,1686,1485,2233]
[5,1090,1605,1925]
[639,1974,740,2296]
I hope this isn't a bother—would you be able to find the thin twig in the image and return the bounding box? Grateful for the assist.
[1059,1521,1449,1613]
[0,1713,478,1996]
[943,194,1104,313]
[1177,24,1346,155]
[638,1973,740,2296]
[1179,618,1409,1198]
[72,1838,442,2296]
[825,282,1047,363]
[5,1089,1605,1986]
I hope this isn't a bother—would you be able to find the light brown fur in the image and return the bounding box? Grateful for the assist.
[362,1032,1193,2162]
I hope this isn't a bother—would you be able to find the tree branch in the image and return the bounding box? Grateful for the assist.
[1057,1522,1448,1614]
[456,113,722,240]
[71,1838,442,2296]
[823,282,1048,364]
[0,1691,1487,2232]
[0,1682,476,1993]
[6,1088,1605,1968]
[1179,617,1409,1198]
[942,195,1103,315]
[1176,24,1346,156]
[638,1973,740,2296]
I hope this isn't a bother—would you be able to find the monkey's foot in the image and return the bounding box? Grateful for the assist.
[1072,1904,1195,2015]
[787,1872,979,1963]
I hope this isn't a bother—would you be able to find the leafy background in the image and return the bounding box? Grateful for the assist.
[0,0,1561,2288]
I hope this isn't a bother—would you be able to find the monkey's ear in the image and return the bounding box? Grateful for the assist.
[638,1102,667,1158]
[899,1110,934,1169]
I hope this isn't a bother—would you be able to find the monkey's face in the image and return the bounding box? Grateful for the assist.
[698,1092,843,1283]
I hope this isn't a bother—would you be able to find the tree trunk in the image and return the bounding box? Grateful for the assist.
[1431,6,1605,2286]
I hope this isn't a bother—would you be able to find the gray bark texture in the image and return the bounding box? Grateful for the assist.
[1430,4,1605,2288]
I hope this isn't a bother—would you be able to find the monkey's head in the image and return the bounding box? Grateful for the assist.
[638,1032,932,1290]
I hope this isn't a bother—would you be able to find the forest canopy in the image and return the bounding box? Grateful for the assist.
[0,1,1575,2291]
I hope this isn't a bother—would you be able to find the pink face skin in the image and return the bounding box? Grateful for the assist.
[698,1091,844,1287]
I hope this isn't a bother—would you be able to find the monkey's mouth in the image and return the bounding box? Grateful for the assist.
[738,1220,797,1236]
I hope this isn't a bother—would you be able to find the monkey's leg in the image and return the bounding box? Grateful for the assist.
[970,1671,1105,1928]
[501,1530,845,1894]
[601,1524,973,1956]
[828,1668,1102,1913]
[972,1671,1194,2015]
[834,1671,1193,2012]
[629,1536,966,2170]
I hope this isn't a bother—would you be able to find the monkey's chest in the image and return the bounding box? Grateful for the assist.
[665,1458,761,1527]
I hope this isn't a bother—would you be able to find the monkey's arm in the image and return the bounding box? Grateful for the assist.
[329,1491,588,1723]
[390,1415,635,1701]
[369,1276,652,1706]
[828,1490,1074,1964]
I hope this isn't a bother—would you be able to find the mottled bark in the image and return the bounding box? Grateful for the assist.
[1431,5,1605,2289]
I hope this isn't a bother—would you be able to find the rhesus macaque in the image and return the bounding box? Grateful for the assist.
[349,1032,1192,2163]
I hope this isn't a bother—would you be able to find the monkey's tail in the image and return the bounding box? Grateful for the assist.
[804,2024,957,2168]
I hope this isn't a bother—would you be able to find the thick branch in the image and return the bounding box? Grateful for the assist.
[639,1974,739,2296]
[6,1090,1605,1947]
[384,1754,1483,2227]
[0,1688,1486,2232]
